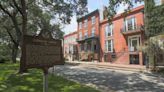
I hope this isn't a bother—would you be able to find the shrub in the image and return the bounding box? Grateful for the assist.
[0,43,11,63]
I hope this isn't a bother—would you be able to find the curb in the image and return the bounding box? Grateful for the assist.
[65,61,146,72]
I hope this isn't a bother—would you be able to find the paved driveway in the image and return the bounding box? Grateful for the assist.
[49,64,164,92]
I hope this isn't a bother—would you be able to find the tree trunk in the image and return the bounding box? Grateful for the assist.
[11,44,18,63]
[19,0,28,73]
[144,0,148,38]
[153,55,157,71]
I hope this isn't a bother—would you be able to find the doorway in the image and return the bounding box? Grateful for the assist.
[130,54,139,64]
[128,35,141,51]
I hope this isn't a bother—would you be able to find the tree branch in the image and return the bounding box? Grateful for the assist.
[21,0,27,34]
[27,0,35,6]
[0,3,12,17]
[12,0,23,15]
[4,26,18,45]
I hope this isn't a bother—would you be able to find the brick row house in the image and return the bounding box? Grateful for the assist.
[76,5,145,65]
[64,0,164,65]
[100,6,145,65]
[64,31,78,61]
[77,10,100,61]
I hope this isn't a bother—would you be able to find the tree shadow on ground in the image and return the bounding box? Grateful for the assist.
[53,65,164,92]
[0,63,99,92]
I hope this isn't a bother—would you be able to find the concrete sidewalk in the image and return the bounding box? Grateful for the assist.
[66,60,146,72]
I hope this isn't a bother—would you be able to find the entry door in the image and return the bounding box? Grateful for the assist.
[130,37,139,51]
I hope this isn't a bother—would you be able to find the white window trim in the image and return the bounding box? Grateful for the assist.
[91,16,96,25]
[84,30,88,38]
[84,19,88,28]
[105,24,113,37]
[79,32,82,40]
[125,17,136,31]
[128,35,141,51]
[106,39,114,52]
[79,22,82,29]
[91,27,95,36]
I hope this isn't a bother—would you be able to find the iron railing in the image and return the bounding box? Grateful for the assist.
[121,25,144,33]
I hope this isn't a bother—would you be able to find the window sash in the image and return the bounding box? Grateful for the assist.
[92,16,96,24]
[105,39,113,52]
[105,24,113,37]
[79,32,82,39]
[125,17,136,31]
[91,27,95,36]
[84,20,88,28]
[84,31,88,38]
[79,22,82,29]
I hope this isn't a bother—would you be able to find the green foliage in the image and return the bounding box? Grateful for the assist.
[0,25,11,62]
[139,35,164,69]
[0,63,99,92]
[107,0,143,22]
[0,0,88,37]
[146,1,164,37]
[0,0,88,36]
[0,43,11,62]
[0,0,88,64]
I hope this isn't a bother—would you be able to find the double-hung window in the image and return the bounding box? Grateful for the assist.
[79,22,82,29]
[84,19,88,28]
[79,32,82,40]
[91,27,95,36]
[125,17,136,31]
[105,24,113,37]
[91,16,96,25]
[84,30,88,38]
[105,39,114,52]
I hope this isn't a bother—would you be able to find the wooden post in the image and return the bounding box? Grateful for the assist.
[43,68,48,92]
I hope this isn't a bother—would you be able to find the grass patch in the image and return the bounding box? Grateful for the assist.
[0,63,99,92]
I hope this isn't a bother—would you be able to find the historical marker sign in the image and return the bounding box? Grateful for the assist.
[21,35,64,70]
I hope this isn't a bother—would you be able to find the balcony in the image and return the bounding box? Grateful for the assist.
[76,34,99,43]
[76,37,85,42]
[121,25,144,35]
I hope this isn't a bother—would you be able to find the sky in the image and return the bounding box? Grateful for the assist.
[62,0,143,35]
